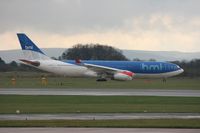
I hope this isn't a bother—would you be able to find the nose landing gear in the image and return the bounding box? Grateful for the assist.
[162,78,167,83]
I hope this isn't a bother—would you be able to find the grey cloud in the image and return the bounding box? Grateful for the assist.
[0,0,200,34]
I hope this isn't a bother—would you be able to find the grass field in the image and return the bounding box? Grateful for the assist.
[0,95,200,114]
[1,72,200,128]
[0,72,200,89]
[0,119,200,128]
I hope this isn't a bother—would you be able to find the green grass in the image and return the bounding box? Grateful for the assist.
[0,95,200,114]
[0,72,200,89]
[0,119,200,128]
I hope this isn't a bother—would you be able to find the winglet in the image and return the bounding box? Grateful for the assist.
[75,59,82,64]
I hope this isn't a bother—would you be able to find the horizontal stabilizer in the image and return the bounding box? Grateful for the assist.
[19,59,40,67]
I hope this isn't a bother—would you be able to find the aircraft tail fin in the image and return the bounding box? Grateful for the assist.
[17,33,50,60]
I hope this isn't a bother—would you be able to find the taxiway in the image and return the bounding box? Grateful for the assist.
[0,88,200,97]
[0,128,200,133]
[0,113,200,120]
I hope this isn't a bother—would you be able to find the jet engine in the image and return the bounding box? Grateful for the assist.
[113,71,134,81]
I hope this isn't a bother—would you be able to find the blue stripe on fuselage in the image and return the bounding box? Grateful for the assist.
[65,60,181,74]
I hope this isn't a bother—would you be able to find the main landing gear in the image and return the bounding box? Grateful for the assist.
[96,73,107,82]
[96,78,107,82]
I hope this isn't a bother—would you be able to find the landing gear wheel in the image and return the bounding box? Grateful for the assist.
[96,78,107,82]
[162,78,167,83]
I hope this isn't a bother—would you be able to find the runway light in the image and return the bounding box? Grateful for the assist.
[76,110,81,113]
[16,110,20,114]
[11,77,16,86]
[41,76,48,86]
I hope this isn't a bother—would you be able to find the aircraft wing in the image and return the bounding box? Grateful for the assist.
[83,63,122,74]
[75,59,127,75]
[77,61,134,81]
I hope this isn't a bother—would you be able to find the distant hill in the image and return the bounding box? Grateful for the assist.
[0,48,200,63]
[123,50,200,61]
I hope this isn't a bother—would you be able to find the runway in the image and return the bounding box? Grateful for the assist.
[1,128,200,133]
[0,88,200,97]
[1,113,200,120]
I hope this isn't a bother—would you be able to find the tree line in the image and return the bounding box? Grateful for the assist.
[60,43,128,60]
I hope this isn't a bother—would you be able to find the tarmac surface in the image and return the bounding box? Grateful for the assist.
[0,128,200,133]
[1,89,199,132]
[1,113,200,120]
[0,88,200,97]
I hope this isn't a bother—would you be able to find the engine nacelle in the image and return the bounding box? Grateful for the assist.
[84,70,98,78]
[113,71,134,81]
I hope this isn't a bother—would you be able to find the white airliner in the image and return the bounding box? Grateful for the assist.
[17,33,184,81]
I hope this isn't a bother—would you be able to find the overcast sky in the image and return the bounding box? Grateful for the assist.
[0,0,200,52]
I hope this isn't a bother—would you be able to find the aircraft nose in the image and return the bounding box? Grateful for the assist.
[179,68,184,73]
[181,68,184,73]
